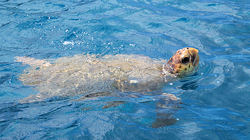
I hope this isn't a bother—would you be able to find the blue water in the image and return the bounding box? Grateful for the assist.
[0,0,249,139]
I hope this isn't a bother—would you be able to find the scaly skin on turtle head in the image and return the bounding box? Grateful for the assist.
[163,47,199,77]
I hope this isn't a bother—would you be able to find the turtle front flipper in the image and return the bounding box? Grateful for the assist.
[152,93,181,128]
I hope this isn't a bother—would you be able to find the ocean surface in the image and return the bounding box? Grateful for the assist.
[0,0,249,139]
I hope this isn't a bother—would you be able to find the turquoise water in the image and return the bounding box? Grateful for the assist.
[0,0,250,139]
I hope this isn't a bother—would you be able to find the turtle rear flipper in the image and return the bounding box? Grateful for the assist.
[152,93,181,128]
[15,56,51,67]
[19,93,51,103]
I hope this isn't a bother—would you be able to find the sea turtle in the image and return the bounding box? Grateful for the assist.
[16,47,199,127]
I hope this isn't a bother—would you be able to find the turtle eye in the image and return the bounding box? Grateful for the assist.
[181,57,189,64]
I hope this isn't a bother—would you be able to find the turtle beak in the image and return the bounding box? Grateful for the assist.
[188,48,199,67]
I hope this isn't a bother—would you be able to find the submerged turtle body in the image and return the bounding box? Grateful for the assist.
[16,47,199,128]
[19,54,167,101]
[16,47,199,103]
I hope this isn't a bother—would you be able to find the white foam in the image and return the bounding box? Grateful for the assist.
[63,41,74,45]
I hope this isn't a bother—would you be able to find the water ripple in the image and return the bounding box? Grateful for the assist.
[0,0,249,139]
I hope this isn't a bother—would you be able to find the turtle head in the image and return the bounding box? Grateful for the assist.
[163,47,199,77]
